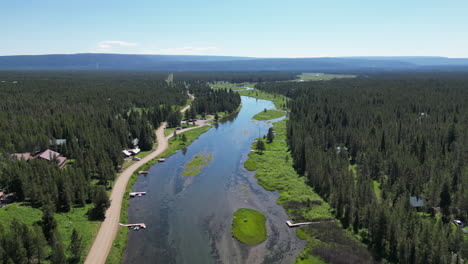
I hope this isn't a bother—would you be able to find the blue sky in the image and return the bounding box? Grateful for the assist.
[2,0,468,57]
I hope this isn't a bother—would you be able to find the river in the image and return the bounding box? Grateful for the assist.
[123,96,305,264]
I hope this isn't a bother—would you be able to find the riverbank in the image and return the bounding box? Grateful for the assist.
[243,90,374,264]
[105,124,212,263]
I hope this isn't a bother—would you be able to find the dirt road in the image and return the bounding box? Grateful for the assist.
[85,96,208,264]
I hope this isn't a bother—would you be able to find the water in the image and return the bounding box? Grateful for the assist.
[123,96,305,264]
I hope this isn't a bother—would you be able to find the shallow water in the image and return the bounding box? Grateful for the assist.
[123,96,305,264]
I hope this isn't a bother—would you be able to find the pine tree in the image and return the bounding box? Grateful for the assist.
[256,140,266,153]
[267,127,274,143]
[440,183,451,220]
[41,203,57,244]
[69,228,83,263]
[91,186,110,220]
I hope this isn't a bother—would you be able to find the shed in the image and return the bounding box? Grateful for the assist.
[130,147,141,155]
[410,196,425,207]
[122,150,132,157]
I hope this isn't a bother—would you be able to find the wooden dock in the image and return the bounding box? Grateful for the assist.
[119,223,146,229]
[129,192,146,197]
[138,171,149,175]
[286,220,333,228]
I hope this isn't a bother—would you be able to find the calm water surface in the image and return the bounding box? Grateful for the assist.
[123,96,305,264]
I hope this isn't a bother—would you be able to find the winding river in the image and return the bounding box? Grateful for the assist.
[123,96,305,264]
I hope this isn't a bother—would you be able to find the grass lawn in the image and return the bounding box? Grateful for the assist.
[0,202,100,261]
[231,208,267,246]
[106,124,212,263]
[182,152,213,176]
[253,109,285,120]
[295,73,356,81]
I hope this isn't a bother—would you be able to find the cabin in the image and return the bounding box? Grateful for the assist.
[410,196,425,210]
[14,149,67,168]
[15,153,32,161]
[36,149,67,168]
[336,145,348,154]
[49,139,67,146]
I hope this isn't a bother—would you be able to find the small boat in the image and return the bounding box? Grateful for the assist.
[158,158,166,162]
[133,226,140,231]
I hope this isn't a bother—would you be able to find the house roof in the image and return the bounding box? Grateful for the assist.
[15,153,31,161]
[410,196,425,207]
[130,148,140,155]
[122,150,132,156]
[37,149,61,161]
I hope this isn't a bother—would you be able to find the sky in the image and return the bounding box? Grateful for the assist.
[1,0,468,57]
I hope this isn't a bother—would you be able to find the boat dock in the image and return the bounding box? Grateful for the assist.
[286,220,333,228]
[119,223,146,229]
[129,192,146,197]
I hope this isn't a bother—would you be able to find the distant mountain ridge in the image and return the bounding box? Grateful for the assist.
[1,53,468,72]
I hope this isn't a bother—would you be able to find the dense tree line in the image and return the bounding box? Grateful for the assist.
[257,77,468,263]
[0,74,188,211]
[187,82,241,118]
[0,73,190,263]
[0,72,242,263]
[172,71,298,83]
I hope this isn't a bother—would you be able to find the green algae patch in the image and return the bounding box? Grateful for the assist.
[231,208,267,246]
[182,152,213,176]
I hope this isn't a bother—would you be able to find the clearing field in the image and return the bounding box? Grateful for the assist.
[296,73,356,81]
[231,208,267,246]
[253,109,285,120]
[182,152,213,176]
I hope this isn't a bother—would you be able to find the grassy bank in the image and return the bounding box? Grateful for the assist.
[231,208,267,246]
[243,91,374,263]
[253,109,285,120]
[238,89,288,110]
[182,152,213,176]
[106,125,212,263]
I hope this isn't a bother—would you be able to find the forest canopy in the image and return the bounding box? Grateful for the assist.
[256,76,468,263]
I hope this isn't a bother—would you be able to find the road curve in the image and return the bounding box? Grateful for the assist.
[85,96,206,264]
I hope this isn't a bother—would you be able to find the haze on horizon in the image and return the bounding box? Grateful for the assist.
[2,0,468,58]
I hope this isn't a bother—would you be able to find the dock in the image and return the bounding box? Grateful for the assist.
[119,223,146,229]
[286,220,333,228]
[129,192,146,197]
[138,171,149,175]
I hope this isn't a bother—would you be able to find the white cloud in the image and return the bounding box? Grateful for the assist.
[95,40,138,52]
[154,46,218,55]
